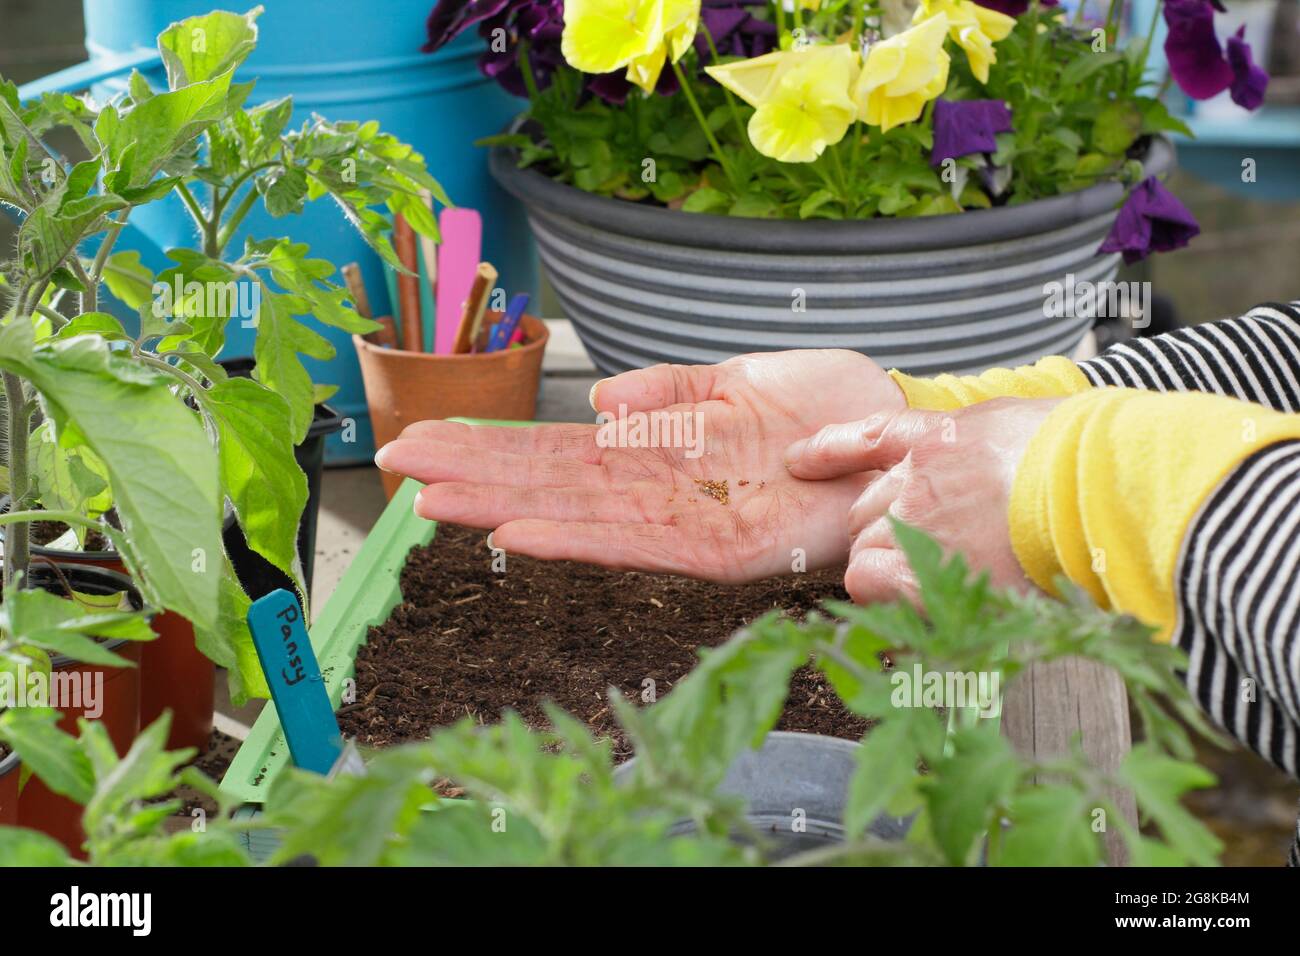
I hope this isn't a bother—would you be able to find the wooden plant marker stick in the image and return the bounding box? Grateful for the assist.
[246,589,345,776]
[394,213,423,352]
[418,188,439,354]
[452,262,497,354]
[341,262,372,320]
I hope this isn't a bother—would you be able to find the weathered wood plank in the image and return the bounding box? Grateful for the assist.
[1002,658,1137,866]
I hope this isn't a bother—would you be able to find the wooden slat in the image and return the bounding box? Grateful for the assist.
[1002,659,1137,866]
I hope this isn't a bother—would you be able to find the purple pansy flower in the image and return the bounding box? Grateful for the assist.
[423,0,512,54]
[423,0,567,97]
[930,99,1013,166]
[972,0,1057,17]
[1163,0,1234,98]
[695,0,778,62]
[1098,177,1200,264]
[586,65,681,105]
[1163,0,1269,107]
[476,0,566,97]
[1226,26,1269,110]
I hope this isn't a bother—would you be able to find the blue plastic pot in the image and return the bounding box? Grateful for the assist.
[79,0,537,462]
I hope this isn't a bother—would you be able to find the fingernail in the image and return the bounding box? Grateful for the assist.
[373,445,395,474]
[588,378,610,412]
[783,438,808,467]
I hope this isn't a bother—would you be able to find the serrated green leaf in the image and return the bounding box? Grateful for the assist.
[995,785,1101,866]
[0,707,93,805]
[197,376,306,583]
[0,334,223,632]
[158,7,260,89]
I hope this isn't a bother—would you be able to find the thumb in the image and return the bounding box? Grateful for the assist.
[590,362,725,415]
[784,408,944,480]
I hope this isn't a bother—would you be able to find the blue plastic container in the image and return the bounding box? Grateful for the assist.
[82,0,537,462]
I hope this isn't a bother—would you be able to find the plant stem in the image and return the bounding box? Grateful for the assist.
[670,59,737,187]
[700,23,756,156]
[82,210,131,315]
[215,185,260,257]
[2,371,32,587]
[70,258,95,314]
[35,303,67,330]
[828,141,851,199]
[0,509,106,532]
[176,180,207,231]
[136,351,207,396]
[1135,0,1164,85]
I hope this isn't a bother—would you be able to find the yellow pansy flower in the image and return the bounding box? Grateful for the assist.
[561,0,666,77]
[705,48,796,106]
[913,0,1014,84]
[626,0,701,92]
[854,14,950,132]
[714,45,856,163]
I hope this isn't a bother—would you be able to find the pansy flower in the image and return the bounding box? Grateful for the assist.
[913,0,1014,84]
[695,0,778,62]
[1098,177,1200,264]
[970,0,1057,16]
[627,0,702,92]
[1163,0,1269,108]
[854,14,951,132]
[561,0,665,75]
[707,45,857,161]
[930,98,1012,165]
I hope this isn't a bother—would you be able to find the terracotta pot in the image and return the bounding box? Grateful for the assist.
[11,504,219,755]
[0,749,18,825]
[355,312,549,498]
[16,564,143,856]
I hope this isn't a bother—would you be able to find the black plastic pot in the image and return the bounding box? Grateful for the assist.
[218,357,344,602]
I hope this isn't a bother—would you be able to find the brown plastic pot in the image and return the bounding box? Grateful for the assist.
[0,749,19,825]
[355,312,549,498]
[15,564,143,856]
[7,501,219,755]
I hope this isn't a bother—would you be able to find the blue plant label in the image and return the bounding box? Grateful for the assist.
[247,589,344,775]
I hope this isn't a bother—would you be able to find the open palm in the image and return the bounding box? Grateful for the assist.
[374,350,905,583]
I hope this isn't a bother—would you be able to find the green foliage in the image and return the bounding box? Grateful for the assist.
[503,8,1173,219]
[0,7,447,705]
[0,522,1223,868]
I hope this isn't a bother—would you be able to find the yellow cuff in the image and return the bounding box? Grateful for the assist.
[889,356,1092,411]
[1009,389,1300,640]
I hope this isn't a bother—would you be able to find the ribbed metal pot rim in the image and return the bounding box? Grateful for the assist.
[491,132,1175,255]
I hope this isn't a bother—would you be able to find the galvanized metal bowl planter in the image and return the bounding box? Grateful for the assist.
[490,136,1175,376]
[614,731,911,860]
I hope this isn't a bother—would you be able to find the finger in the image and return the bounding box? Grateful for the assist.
[491,519,711,579]
[783,409,943,480]
[847,465,907,537]
[591,362,726,415]
[376,438,607,489]
[844,548,919,607]
[414,480,656,527]
[849,516,898,560]
[388,420,601,463]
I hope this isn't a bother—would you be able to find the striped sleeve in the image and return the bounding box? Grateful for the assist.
[1080,301,1300,410]
[1173,439,1300,865]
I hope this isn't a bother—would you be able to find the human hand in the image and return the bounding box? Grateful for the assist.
[375,349,906,583]
[783,397,1063,603]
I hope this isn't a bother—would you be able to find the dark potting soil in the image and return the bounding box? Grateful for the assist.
[337,523,869,759]
[158,729,240,822]
[29,517,114,553]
